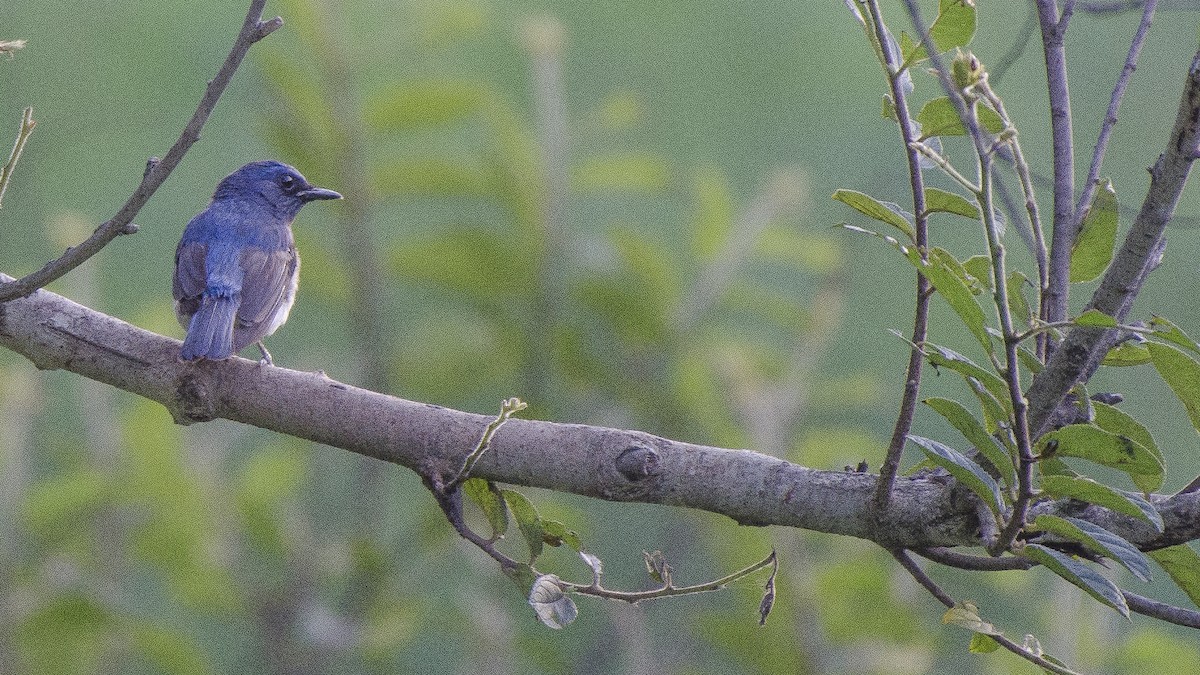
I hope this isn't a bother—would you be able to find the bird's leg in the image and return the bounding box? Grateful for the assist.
[255,341,274,366]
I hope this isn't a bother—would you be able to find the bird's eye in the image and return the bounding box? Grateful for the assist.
[279,174,298,192]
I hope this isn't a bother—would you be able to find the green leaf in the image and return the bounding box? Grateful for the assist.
[528,574,577,629]
[1037,423,1164,479]
[463,478,509,540]
[923,397,1015,486]
[1102,341,1151,367]
[364,79,489,131]
[942,601,1001,635]
[1040,475,1163,531]
[969,633,1001,654]
[572,151,670,193]
[1007,272,1034,330]
[927,0,978,55]
[1148,341,1200,435]
[1148,316,1200,355]
[916,97,1004,140]
[1149,545,1200,608]
[1092,402,1165,494]
[502,489,544,561]
[1024,544,1130,617]
[1069,179,1119,282]
[922,343,1012,414]
[540,519,582,551]
[1075,309,1118,328]
[962,255,993,292]
[908,248,993,356]
[1029,515,1151,582]
[924,187,979,219]
[908,435,1004,515]
[832,189,915,240]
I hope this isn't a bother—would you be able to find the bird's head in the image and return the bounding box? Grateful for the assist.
[213,160,342,218]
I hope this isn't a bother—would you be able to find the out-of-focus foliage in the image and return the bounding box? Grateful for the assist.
[2,0,1200,673]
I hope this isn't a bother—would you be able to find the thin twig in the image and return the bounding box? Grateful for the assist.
[0,107,35,209]
[860,0,933,513]
[915,547,1034,571]
[1036,0,1077,328]
[1123,590,1200,628]
[1072,0,1157,231]
[0,0,282,302]
[893,550,1081,675]
[562,550,778,603]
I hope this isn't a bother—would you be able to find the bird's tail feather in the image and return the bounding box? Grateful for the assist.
[181,295,237,360]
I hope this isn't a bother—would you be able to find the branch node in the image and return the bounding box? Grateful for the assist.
[615,444,660,481]
[256,16,285,40]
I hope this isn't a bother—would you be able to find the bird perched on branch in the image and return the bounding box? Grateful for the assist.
[173,160,341,365]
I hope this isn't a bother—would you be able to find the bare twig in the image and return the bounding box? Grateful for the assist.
[915,547,1034,571]
[0,107,35,209]
[1036,0,1077,328]
[893,550,1080,674]
[1123,590,1200,629]
[561,549,777,604]
[0,0,282,303]
[1073,0,1157,231]
[860,0,934,512]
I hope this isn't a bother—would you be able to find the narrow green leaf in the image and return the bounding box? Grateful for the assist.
[909,435,1004,515]
[1148,341,1200,434]
[1023,544,1130,617]
[1148,316,1200,355]
[923,397,1015,486]
[916,97,1005,139]
[923,344,1012,414]
[1030,515,1151,582]
[1037,424,1163,479]
[1007,272,1034,330]
[501,489,544,561]
[1040,475,1163,531]
[908,248,993,356]
[463,478,509,540]
[1092,402,1165,494]
[832,189,915,240]
[1069,180,1119,282]
[1149,545,1200,608]
[1075,309,1118,328]
[924,187,979,219]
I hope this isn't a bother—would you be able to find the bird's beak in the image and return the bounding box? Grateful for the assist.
[300,187,343,201]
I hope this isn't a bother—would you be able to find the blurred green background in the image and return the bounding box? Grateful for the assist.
[3,1,1200,672]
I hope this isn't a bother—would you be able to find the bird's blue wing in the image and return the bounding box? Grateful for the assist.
[232,245,298,352]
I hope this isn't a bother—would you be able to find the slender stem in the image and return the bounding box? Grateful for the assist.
[915,547,1034,571]
[908,141,978,191]
[562,550,777,603]
[1036,0,1077,328]
[893,550,1081,675]
[0,107,35,209]
[0,0,282,302]
[1073,0,1157,224]
[1123,590,1200,629]
[861,0,933,513]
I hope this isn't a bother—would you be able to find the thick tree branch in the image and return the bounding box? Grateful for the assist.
[3,274,1200,556]
[0,0,282,303]
[1026,46,1200,436]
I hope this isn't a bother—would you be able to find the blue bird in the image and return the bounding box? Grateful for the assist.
[173,160,341,365]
